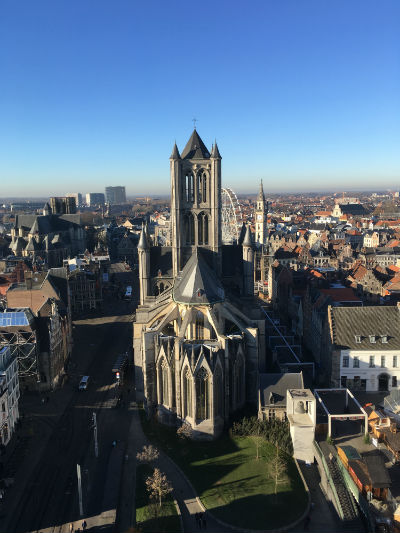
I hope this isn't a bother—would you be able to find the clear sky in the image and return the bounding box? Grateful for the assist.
[0,0,399,197]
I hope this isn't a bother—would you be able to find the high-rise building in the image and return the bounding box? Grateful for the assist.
[66,193,82,207]
[105,186,126,205]
[50,196,76,214]
[85,193,105,207]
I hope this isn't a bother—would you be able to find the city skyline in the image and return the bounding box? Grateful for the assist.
[1,0,399,196]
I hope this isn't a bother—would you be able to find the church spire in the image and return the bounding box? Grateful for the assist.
[138,223,149,250]
[257,179,265,202]
[170,142,180,160]
[211,140,221,159]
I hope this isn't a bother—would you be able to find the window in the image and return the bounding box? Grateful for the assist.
[393,376,398,387]
[355,335,361,343]
[381,335,388,344]
[343,356,349,368]
[160,359,169,407]
[196,368,210,421]
[394,356,398,368]
[353,357,359,368]
[1,403,4,413]
[369,335,376,344]
[369,356,375,368]
[268,409,276,421]
[341,376,347,388]
[381,356,386,368]
[183,369,192,418]
[214,366,223,418]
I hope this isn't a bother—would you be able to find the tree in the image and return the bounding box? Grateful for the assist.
[270,447,287,495]
[136,444,160,463]
[145,468,173,507]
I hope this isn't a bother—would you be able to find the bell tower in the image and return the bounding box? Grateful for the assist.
[170,130,222,277]
[255,180,266,246]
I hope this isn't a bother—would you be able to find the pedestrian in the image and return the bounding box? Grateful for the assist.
[202,515,207,529]
[82,519,87,530]
[69,523,74,533]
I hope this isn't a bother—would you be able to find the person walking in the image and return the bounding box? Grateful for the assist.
[82,519,87,530]
[69,523,74,533]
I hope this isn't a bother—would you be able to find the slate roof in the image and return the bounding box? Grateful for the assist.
[259,372,304,408]
[180,130,210,160]
[330,306,400,350]
[339,204,368,216]
[149,247,173,277]
[173,250,225,305]
[15,214,82,234]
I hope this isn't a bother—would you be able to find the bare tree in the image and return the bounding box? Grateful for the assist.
[270,447,286,495]
[177,423,193,439]
[136,444,160,463]
[145,468,173,507]
[250,423,263,460]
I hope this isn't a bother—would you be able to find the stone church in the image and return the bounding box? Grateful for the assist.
[134,130,265,438]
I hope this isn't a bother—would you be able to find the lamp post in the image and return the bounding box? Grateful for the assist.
[92,412,98,458]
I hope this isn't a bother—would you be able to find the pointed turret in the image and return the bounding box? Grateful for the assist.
[242,224,254,297]
[138,224,149,250]
[170,142,180,160]
[211,140,221,159]
[43,202,51,216]
[242,224,253,247]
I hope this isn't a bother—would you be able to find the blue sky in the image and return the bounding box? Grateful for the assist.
[0,0,399,197]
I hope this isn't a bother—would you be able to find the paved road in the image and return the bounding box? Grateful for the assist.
[4,300,135,533]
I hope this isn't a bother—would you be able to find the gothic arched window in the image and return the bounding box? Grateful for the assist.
[234,356,245,407]
[197,212,209,246]
[185,172,194,203]
[195,311,204,339]
[160,358,169,407]
[202,172,207,203]
[196,367,210,421]
[183,368,193,418]
[197,172,202,203]
[214,366,223,418]
[184,213,195,245]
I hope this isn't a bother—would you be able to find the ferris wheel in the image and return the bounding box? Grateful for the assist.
[221,187,243,244]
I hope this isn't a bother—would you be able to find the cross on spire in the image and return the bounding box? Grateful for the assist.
[192,117,198,130]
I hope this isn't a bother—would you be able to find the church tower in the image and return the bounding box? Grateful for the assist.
[255,180,266,246]
[170,129,222,277]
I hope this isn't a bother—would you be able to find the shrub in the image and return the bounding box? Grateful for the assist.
[231,416,293,455]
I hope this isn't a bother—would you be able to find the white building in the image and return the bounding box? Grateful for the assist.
[0,345,20,445]
[329,306,400,393]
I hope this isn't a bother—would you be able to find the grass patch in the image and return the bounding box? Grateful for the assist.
[139,410,308,530]
[135,463,180,533]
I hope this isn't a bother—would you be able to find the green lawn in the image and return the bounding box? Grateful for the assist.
[135,463,181,533]
[139,410,308,530]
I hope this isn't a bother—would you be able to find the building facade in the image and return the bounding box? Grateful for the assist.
[134,130,264,438]
[105,186,126,205]
[0,346,20,446]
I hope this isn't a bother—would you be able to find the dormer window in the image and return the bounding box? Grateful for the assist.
[369,335,376,344]
[381,335,388,344]
[355,335,361,344]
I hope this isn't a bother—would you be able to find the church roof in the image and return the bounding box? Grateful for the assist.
[181,130,210,160]
[173,250,225,305]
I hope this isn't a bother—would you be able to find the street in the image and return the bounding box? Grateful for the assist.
[1,299,135,533]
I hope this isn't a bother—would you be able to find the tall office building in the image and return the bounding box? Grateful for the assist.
[105,186,126,205]
[85,193,105,207]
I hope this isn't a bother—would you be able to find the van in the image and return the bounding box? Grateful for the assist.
[79,376,90,390]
